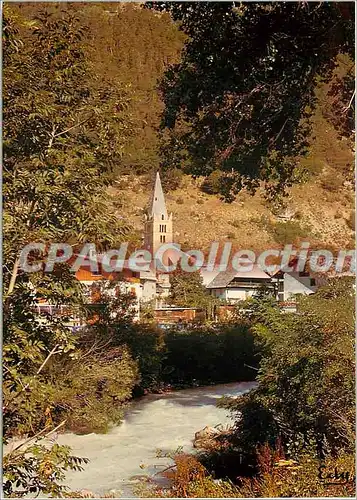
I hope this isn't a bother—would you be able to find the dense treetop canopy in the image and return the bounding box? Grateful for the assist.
[149,1,354,199]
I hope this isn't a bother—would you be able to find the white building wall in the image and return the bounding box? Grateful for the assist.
[226,287,262,302]
[142,280,157,302]
[210,287,260,302]
[283,272,316,301]
[226,289,248,301]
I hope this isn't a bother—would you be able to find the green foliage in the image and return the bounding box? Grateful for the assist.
[3,7,137,494]
[3,7,132,266]
[269,220,310,245]
[3,442,89,498]
[226,278,355,458]
[201,170,225,195]
[139,300,157,323]
[163,324,257,386]
[49,346,139,434]
[152,2,354,199]
[118,324,167,393]
[83,285,258,391]
[14,2,186,177]
[249,213,310,245]
[169,266,217,317]
[324,53,355,143]
[3,268,83,437]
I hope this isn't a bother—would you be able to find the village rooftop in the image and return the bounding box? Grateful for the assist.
[19,241,355,275]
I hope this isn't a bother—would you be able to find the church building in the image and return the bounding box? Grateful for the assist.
[67,172,179,321]
[143,171,180,302]
[144,171,173,257]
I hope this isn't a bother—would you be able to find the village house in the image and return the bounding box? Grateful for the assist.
[72,171,182,321]
[35,172,339,324]
[270,268,317,302]
[204,265,274,302]
[71,173,324,320]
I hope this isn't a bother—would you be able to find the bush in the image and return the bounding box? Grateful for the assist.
[144,447,356,498]
[270,220,308,245]
[226,279,355,457]
[3,442,89,498]
[3,344,140,436]
[250,214,271,229]
[161,168,184,191]
[116,324,166,393]
[236,451,355,498]
[201,170,224,195]
[298,156,324,178]
[50,347,139,434]
[162,325,257,386]
[176,197,184,204]
[227,231,236,240]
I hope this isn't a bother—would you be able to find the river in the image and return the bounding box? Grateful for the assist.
[52,381,256,497]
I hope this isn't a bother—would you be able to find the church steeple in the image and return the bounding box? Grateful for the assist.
[150,171,168,219]
[144,171,173,257]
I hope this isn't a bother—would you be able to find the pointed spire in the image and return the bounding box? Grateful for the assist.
[150,171,168,218]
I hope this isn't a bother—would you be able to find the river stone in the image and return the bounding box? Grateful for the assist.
[193,426,222,448]
[194,426,220,440]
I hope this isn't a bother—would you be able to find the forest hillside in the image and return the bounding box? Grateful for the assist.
[15,2,355,252]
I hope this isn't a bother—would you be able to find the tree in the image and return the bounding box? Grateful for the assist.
[150,2,354,199]
[224,277,355,458]
[169,265,213,310]
[3,7,136,494]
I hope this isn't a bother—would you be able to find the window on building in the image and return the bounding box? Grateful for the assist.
[310,278,316,286]
[163,235,166,243]
[162,214,164,220]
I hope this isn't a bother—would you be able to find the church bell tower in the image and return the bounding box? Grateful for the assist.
[144,172,173,260]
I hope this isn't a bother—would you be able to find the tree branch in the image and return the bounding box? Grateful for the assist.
[342,89,355,113]
[6,257,20,298]
[5,420,67,456]
[4,344,59,410]
[53,116,92,139]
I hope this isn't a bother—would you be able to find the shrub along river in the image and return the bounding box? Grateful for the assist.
[54,381,256,497]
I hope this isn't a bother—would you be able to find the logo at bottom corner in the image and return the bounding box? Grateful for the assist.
[318,464,356,486]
